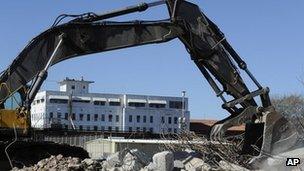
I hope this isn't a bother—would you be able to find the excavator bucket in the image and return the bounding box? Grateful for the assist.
[247,108,299,168]
[243,109,298,156]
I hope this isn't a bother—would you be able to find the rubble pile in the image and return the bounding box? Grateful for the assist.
[12,149,249,171]
[11,154,101,171]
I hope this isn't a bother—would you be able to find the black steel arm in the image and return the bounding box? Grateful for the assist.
[167,0,259,111]
[0,20,180,104]
[1,0,264,119]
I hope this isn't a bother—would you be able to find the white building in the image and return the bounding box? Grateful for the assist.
[31,78,190,134]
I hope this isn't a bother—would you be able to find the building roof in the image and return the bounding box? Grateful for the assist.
[190,119,245,131]
[59,77,94,84]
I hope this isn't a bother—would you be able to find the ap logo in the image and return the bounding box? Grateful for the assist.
[286,158,300,166]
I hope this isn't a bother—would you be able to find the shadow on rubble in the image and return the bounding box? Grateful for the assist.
[0,141,89,170]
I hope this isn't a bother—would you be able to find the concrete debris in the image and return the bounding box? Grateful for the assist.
[218,160,249,171]
[122,149,150,171]
[11,148,251,171]
[11,154,99,171]
[172,149,211,171]
[150,151,174,171]
[173,160,184,169]
[184,157,210,171]
[103,148,129,168]
[82,158,94,166]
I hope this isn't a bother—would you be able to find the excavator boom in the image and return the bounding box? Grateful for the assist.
[0,0,298,167]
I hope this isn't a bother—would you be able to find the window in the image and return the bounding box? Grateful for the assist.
[129,115,133,122]
[94,101,105,106]
[50,112,53,118]
[116,115,119,122]
[79,125,83,131]
[49,112,53,118]
[129,127,133,132]
[87,126,90,131]
[79,114,84,121]
[168,128,172,133]
[40,99,45,103]
[71,85,75,89]
[3,91,22,110]
[143,116,146,123]
[72,99,90,103]
[109,102,121,106]
[50,99,68,104]
[143,127,146,132]
[94,114,98,121]
[108,126,112,132]
[94,126,98,131]
[128,102,145,107]
[115,127,119,132]
[101,114,105,121]
[57,112,61,118]
[174,128,177,133]
[168,117,172,124]
[150,116,153,123]
[136,127,140,132]
[174,117,178,124]
[149,127,153,133]
[83,86,86,89]
[149,103,165,108]
[161,117,165,124]
[87,114,90,121]
[65,113,68,120]
[65,125,68,130]
[101,126,105,131]
[136,115,140,123]
[169,101,183,109]
[72,113,76,120]
[108,115,113,122]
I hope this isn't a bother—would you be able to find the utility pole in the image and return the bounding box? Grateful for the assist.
[179,91,186,131]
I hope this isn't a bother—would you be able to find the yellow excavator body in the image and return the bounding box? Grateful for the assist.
[0,109,29,131]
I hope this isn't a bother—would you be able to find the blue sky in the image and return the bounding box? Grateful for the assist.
[0,1,304,119]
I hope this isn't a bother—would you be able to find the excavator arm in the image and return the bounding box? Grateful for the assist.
[0,20,179,105]
[0,0,298,164]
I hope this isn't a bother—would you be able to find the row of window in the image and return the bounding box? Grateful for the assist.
[128,115,179,124]
[60,125,177,133]
[49,112,120,122]
[48,99,120,106]
[46,99,184,109]
[49,112,180,125]
[129,115,153,123]
[127,127,177,133]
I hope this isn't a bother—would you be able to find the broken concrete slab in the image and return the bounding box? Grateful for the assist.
[184,157,211,171]
[218,160,249,171]
[151,151,174,171]
[122,149,150,171]
[174,160,185,169]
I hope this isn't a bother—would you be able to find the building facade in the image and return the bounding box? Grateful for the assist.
[31,78,190,134]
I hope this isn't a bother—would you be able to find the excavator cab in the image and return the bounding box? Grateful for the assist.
[0,87,30,136]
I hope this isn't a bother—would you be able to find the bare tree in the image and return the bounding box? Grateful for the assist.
[271,94,304,135]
